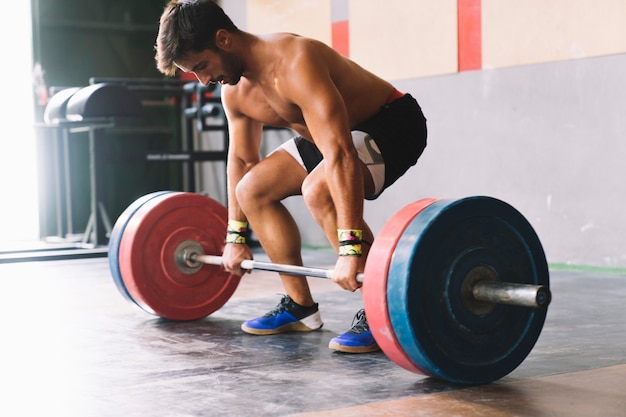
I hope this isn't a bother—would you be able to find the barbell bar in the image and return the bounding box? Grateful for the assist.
[182,250,550,309]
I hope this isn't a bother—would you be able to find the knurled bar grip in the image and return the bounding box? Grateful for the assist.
[190,254,550,309]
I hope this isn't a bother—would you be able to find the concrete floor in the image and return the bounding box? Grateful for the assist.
[1,248,626,417]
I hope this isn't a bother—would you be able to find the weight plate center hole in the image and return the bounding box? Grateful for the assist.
[461,265,498,316]
[174,240,205,274]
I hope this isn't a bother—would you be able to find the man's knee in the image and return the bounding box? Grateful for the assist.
[235,173,264,211]
[302,175,332,213]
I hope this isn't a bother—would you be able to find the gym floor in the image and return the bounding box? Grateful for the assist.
[1,248,625,417]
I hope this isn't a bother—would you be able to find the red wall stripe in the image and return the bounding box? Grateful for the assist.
[458,0,482,71]
[332,20,350,58]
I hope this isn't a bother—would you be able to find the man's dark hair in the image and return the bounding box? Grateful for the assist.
[155,0,239,76]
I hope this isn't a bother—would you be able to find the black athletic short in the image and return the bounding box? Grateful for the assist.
[294,93,427,200]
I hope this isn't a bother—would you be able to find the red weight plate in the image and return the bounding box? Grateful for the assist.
[363,198,438,374]
[119,192,240,320]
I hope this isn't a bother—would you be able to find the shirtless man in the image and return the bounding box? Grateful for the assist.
[156,0,427,353]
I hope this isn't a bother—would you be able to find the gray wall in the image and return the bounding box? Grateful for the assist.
[281,54,626,269]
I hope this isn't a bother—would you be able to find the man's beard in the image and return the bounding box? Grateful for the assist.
[219,50,245,85]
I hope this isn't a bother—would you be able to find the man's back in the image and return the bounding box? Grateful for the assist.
[222,32,394,139]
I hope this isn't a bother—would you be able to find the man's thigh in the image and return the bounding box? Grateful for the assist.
[245,148,308,200]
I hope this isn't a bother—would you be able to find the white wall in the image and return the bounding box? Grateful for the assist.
[383,54,626,268]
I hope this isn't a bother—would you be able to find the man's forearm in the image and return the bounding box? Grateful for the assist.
[325,154,364,233]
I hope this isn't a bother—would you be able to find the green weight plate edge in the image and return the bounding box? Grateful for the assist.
[387,196,550,385]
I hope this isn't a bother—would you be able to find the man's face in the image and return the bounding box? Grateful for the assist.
[175,48,244,86]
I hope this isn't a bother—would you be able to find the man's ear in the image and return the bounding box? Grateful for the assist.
[215,29,231,49]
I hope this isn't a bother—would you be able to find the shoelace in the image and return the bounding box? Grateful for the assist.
[264,295,293,317]
[350,309,369,333]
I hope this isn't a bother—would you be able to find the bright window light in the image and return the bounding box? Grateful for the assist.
[0,1,40,244]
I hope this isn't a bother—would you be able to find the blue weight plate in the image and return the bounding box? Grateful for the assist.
[387,196,549,385]
[108,191,176,306]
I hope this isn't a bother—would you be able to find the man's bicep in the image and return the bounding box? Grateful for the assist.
[294,81,351,155]
[227,115,263,164]
[222,90,264,163]
[287,60,348,144]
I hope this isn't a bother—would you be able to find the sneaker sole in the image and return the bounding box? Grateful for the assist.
[241,321,323,335]
[328,340,381,354]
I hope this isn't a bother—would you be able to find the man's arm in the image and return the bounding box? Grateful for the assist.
[221,86,264,275]
[279,43,365,290]
[283,47,364,230]
[222,86,264,220]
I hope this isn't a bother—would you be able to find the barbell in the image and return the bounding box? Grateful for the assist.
[181,250,549,309]
[109,191,551,385]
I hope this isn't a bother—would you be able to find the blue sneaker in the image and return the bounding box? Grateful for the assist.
[329,309,380,353]
[241,295,323,335]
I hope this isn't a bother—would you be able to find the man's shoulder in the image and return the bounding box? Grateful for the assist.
[263,32,328,54]
[221,81,268,118]
[222,79,255,101]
